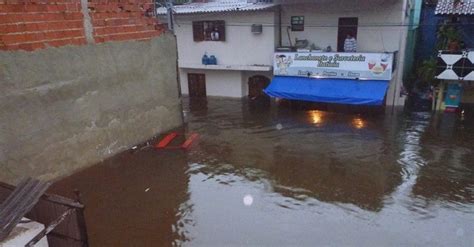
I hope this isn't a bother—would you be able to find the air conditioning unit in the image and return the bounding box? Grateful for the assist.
[251,24,263,34]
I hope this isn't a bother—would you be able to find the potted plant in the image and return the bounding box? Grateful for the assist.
[437,24,462,51]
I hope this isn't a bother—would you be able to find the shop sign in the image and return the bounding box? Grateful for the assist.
[274,52,394,80]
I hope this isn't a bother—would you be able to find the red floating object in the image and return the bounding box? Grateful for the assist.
[154,132,199,151]
[155,132,178,149]
[181,133,199,150]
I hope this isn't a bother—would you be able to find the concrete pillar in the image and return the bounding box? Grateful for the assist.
[435,82,445,111]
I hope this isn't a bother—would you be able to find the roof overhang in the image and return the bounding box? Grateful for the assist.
[156,1,277,15]
[435,0,474,15]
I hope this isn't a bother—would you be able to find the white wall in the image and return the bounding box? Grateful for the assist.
[280,0,406,53]
[280,0,408,105]
[180,69,245,98]
[173,0,409,105]
[174,11,277,67]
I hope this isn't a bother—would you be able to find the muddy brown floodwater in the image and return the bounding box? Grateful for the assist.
[50,97,474,246]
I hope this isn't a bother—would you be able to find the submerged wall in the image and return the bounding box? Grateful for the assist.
[0,34,182,184]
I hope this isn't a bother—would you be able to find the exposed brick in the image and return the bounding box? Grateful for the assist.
[18,42,46,51]
[24,4,48,13]
[0,0,163,51]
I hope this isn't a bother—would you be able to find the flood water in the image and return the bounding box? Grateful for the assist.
[50,97,474,246]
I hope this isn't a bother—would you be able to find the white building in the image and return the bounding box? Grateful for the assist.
[158,0,415,106]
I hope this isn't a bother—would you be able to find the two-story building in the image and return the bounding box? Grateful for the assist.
[434,0,474,113]
[158,0,419,106]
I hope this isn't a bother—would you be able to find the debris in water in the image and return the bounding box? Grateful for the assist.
[276,123,283,130]
[131,146,138,150]
[243,194,253,206]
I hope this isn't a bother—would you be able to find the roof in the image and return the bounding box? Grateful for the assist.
[435,0,474,15]
[156,0,277,15]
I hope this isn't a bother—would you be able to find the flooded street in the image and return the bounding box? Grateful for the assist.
[50,97,474,246]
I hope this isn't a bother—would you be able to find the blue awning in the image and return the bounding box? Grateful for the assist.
[264,76,390,106]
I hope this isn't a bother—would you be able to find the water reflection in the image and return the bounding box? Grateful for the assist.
[50,150,192,246]
[180,97,473,245]
[351,116,366,129]
[307,110,324,125]
[412,113,474,209]
[50,97,474,246]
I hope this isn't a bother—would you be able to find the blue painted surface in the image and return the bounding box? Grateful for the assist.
[417,5,443,60]
[445,83,462,107]
[458,18,474,48]
[417,5,474,60]
[264,76,390,106]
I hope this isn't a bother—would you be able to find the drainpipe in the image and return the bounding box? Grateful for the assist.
[166,0,175,33]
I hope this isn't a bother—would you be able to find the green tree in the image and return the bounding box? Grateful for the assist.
[416,58,439,88]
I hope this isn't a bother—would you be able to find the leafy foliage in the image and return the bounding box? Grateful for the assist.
[436,23,462,50]
[416,58,439,88]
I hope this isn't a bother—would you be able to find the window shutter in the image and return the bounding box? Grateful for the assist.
[193,21,204,41]
[216,20,225,41]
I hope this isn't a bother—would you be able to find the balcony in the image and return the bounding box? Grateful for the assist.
[179,62,272,71]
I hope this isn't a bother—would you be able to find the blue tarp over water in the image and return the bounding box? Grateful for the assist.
[264,76,390,106]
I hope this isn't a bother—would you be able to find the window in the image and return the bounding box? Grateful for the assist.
[291,16,304,31]
[192,21,226,42]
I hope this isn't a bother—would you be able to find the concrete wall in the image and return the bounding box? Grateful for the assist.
[174,11,277,67]
[0,34,183,184]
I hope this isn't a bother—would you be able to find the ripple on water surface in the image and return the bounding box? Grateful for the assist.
[50,98,474,246]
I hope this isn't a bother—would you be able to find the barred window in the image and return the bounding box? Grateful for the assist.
[192,20,226,42]
[291,16,304,31]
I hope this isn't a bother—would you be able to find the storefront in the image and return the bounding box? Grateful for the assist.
[265,51,395,106]
[435,50,474,112]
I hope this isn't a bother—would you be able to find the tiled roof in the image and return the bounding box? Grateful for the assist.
[156,0,276,15]
[435,0,474,15]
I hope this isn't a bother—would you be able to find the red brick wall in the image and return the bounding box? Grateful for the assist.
[90,0,161,43]
[0,0,164,51]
